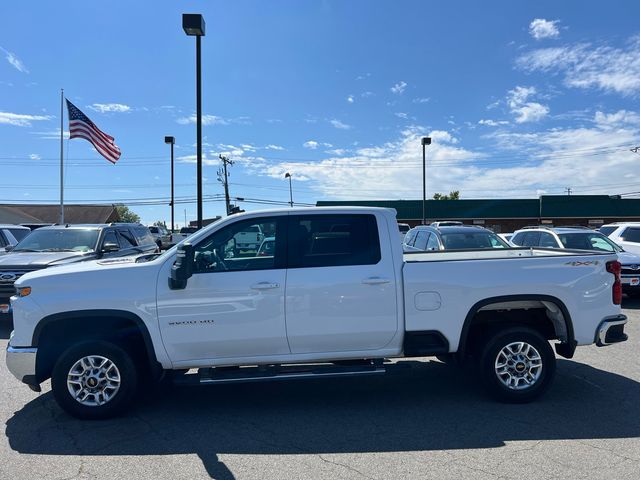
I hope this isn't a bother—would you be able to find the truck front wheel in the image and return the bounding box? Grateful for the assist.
[480,327,556,403]
[51,341,138,420]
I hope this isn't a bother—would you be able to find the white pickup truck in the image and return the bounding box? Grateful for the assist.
[6,207,628,419]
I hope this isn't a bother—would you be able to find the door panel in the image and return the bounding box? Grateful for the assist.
[284,213,398,354]
[156,216,290,363]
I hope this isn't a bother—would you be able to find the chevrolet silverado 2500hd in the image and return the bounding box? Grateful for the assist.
[6,207,628,419]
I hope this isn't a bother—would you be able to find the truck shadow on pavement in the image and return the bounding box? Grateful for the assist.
[5,359,640,479]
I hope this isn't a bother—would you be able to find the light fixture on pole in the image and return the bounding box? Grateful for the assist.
[285,172,293,207]
[421,136,431,225]
[164,136,175,232]
[182,13,206,229]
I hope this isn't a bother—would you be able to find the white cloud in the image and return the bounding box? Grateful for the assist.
[325,148,347,155]
[469,111,640,197]
[30,128,69,140]
[303,140,319,149]
[265,144,285,151]
[506,86,549,123]
[594,110,640,129]
[256,126,480,199]
[529,19,560,40]
[391,81,407,95]
[176,114,251,126]
[412,97,430,104]
[395,112,408,119]
[516,35,640,96]
[29,153,40,160]
[0,111,52,127]
[478,119,509,127]
[87,103,131,113]
[0,47,28,73]
[329,119,351,130]
[347,95,354,103]
[360,91,374,98]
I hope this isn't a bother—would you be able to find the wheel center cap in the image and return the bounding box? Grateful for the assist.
[515,362,526,372]
[87,377,98,387]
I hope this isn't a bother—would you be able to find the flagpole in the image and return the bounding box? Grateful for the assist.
[59,88,64,224]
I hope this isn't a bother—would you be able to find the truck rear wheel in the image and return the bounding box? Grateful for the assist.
[51,341,138,420]
[480,327,556,403]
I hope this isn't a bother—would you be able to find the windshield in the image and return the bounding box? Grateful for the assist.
[12,229,100,252]
[440,232,509,250]
[557,232,622,252]
[398,224,410,233]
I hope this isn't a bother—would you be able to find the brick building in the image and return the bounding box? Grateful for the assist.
[317,195,640,233]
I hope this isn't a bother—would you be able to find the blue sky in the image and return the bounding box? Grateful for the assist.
[1,0,640,226]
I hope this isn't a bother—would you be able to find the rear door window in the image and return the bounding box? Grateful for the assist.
[598,226,617,236]
[426,233,440,250]
[621,227,640,243]
[288,214,381,268]
[117,229,137,248]
[8,228,29,242]
[520,232,541,247]
[413,231,429,250]
[538,232,558,248]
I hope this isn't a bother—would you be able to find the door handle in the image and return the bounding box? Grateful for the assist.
[362,276,391,285]
[250,282,280,290]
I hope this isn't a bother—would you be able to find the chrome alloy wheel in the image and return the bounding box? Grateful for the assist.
[494,342,543,390]
[66,355,121,406]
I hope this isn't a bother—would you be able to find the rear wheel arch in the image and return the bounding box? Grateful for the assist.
[458,295,576,359]
[34,309,161,382]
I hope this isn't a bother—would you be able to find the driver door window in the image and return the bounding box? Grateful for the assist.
[193,217,283,273]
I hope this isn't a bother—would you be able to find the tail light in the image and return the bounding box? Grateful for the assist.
[606,260,622,305]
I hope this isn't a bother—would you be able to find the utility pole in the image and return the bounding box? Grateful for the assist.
[565,187,572,196]
[218,154,234,215]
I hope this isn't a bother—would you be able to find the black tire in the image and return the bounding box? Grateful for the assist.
[51,341,138,420]
[480,327,556,403]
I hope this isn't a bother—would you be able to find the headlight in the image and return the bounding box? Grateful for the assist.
[16,286,31,297]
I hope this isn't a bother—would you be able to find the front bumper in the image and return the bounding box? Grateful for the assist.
[595,315,628,347]
[6,344,39,389]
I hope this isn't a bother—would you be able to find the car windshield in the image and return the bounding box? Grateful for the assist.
[558,232,622,252]
[398,224,410,233]
[12,229,100,253]
[440,232,509,250]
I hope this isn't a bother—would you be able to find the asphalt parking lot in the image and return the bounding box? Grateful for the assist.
[1,303,638,480]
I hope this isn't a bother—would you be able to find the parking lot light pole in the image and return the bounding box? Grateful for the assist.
[285,172,293,207]
[164,136,176,232]
[182,13,206,229]
[421,137,431,225]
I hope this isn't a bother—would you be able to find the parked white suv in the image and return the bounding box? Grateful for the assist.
[599,223,640,255]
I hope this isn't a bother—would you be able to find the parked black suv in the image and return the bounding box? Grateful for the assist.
[0,223,157,321]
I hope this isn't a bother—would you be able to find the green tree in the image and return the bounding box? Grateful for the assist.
[114,205,141,223]
[153,220,167,227]
[433,190,460,200]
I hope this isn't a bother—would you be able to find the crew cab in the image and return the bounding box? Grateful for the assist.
[6,207,627,419]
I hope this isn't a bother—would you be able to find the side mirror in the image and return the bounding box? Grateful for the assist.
[4,245,13,252]
[102,242,120,253]
[169,242,194,290]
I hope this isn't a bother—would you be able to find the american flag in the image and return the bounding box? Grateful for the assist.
[66,99,121,164]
